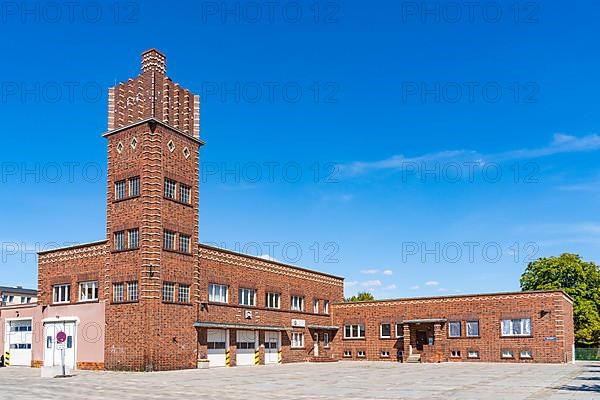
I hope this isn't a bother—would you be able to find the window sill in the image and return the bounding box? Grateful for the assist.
[112,247,139,254]
[379,336,392,339]
[164,196,193,208]
[163,248,193,256]
[113,195,140,204]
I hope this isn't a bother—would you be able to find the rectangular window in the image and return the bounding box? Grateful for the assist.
[115,180,126,200]
[343,350,352,358]
[52,284,70,304]
[114,231,125,251]
[380,350,390,358]
[451,350,461,358]
[290,295,304,311]
[501,318,531,337]
[396,323,405,338]
[179,234,191,253]
[324,333,330,348]
[357,350,366,358]
[467,350,479,359]
[179,184,191,204]
[129,176,140,197]
[208,283,228,303]
[313,298,319,313]
[449,321,462,337]
[128,229,139,249]
[291,332,304,348]
[163,230,176,250]
[344,324,366,339]
[265,292,280,309]
[113,283,124,303]
[380,323,391,338]
[520,350,532,359]
[466,320,479,337]
[79,281,98,302]
[163,282,175,303]
[179,284,190,303]
[323,300,330,314]
[501,349,514,359]
[238,288,256,306]
[164,178,177,199]
[127,281,138,302]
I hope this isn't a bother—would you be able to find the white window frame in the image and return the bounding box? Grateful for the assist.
[115,180,126,200]
[396,323,404,338]
[450,350,461,358]
[290,295,304,311]
[178,284,190,303]
[324,332,330,348]
[208,283,228,303]
[344,324,365,339]
[466,320,479,337]
[291,332,304,348]
[127,281,138,302]
[113,283,124,303]
[163,230,176,250]
[179,234,191,253]
[179,184,191,204]
[449,321,462,337]
[323,300,330,314]
[520,350,532,359]
[501,349,514,358]
[163,282,175,303]
[357,350,366,358]
[467,350,479,359]
[343,350,352,358]
[128,228,139,249]
[164,178,177,199]
[380,350,390,358]
[79,281,98,302]
[380,323,391,338]
[265,292,280,309]
[313,298,319,313]
[238,288,256,306]
[501,318,532,337]
[53,284,70,304]
[129,176,140,197]
[114,231,125,251]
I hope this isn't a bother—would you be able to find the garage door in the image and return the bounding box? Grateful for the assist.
[5,319,33,366]
[207,329,228,367]
[236,330,256,366]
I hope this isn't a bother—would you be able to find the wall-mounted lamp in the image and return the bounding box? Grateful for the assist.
[149,265,155,278]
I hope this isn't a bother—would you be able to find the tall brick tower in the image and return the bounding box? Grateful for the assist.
[103,49,202,371]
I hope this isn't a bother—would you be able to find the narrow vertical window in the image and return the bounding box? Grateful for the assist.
[115,180,126,200]
[128,229,139,249]
[129,176,140,197]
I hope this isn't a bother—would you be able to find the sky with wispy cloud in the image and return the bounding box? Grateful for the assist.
[1,0,599,299]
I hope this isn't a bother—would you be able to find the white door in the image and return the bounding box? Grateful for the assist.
[236,330,256,366]
[313,333,319,357]
[207,329,228,367]
[5,320,33,366]
[264,332,280,364]
[43,321,76,369]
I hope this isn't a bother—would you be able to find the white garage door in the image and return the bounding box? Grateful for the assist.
[236,330,256,366]
[5,319,33,366]
[207,329,228,367]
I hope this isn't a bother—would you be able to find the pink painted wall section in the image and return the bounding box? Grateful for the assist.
[1,304,44,362]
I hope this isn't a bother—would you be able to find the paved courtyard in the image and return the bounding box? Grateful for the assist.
[0,362,598,399]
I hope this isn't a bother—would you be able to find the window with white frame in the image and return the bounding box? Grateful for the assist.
[357,350,366,358]
[323,300,330,314]
[501,349,514,358]
[291,332,304,348]
[467,350,479,359]
[344,324,365,339]
[380,323,391,338]
[290,295,304,311]
[163,282,175,303]
[127,281,138,302]
[450,350,461,358]
[208,283,228,303]
[115,180,126,200]
[520,350,532,359]
[179,284,190,303]
[164,178,177,199]
[501,318,531,337]
[343,350,352,357]
[265,292,280,309]
[179,234,191,253]
[239,288,256,306]
[449,321,462,337]
[324,332,330,348]
[163,230,176,250]
[179,184,191,204]
[128,228,139,249]
[466,320,479,337]
[129,176,140,197]
[79,281,98,302]
[380,350,390,358]
[114,231,125,251]
[313,298,319,313]
[396,323,404,338]
[53,284,70,304]
[113,283,124,303]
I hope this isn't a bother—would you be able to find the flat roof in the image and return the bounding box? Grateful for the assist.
[38,240,108,255]
[333,289,573,306]
[0,286,37,295]
[199,243,345,281]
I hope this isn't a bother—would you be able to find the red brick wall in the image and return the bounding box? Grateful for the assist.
[331,291,573,364]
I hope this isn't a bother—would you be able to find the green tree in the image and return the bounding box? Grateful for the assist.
[346,291,375,302]
[520,253,600,346]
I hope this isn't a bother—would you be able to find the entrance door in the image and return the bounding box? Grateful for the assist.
[416,331,427,351]
[43,321,76,369]
[313,333,319,357]
[207,329,228,367]
[5,319,33,366]
[264,332,280,364]
[236,330,256,366]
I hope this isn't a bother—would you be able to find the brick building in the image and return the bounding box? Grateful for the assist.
[0,50,574,371]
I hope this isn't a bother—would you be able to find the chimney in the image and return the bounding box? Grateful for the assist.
[141,49,166,74]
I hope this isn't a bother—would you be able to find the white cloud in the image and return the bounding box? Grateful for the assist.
[359,268,379,275]
[383,269,393,276]
[410,285,420,290]
[361,280,382,288]
[385,284,397,290]
[425,281,439,286]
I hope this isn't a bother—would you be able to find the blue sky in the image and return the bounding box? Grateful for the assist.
[1,0,599,298]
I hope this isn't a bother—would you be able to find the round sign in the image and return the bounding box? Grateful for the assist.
[56,331,67,343]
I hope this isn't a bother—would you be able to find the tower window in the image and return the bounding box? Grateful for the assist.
[115,180,126,200]
[180,184,191,204]
[129,176,140,197]
[164,178,177,199]
[114,231,125,251]
[163,230,176,250]
[128,229,139,249]
[162,282,175,303]
[178,284,190,303]
[179,234,191,253]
